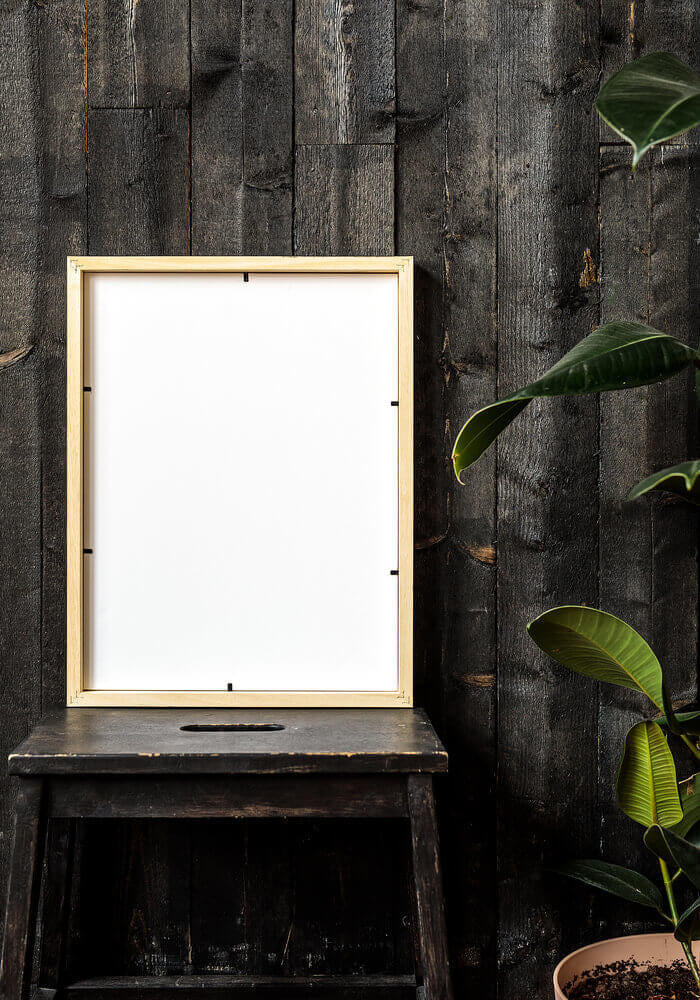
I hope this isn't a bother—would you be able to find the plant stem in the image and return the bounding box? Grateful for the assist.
[660,857,700,988]
[681,734,700,762]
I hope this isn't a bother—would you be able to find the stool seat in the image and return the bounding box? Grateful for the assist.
[8,708,448,776]
[0,709,452,1000]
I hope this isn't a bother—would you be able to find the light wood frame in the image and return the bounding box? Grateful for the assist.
[66,256,413,707]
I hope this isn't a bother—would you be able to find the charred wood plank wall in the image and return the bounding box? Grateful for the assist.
[0,1,698,996]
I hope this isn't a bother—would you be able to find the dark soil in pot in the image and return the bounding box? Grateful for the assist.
[565,958,699,999]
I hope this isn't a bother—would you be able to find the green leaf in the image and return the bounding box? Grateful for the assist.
[527,606,664,709]
[645,825,700,890]
[658,710,700,737]
[662,682,682,735]
[452,322,697,480]
[552,859,666,912]
[674,774,700,841]
[644,824,677,867]
[596,53,700,169]
[617,721,682,828]
[627,461,700,506]
[0,346,31,371]
[676,898,700,943]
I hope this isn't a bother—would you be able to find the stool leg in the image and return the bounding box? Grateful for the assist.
[407,775,452,1000]
[38,819,76,995]
[0,778,46,1000]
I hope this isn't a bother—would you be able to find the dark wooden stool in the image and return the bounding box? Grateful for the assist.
[0,709,452,1000]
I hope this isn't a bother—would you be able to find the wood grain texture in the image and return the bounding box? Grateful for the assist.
[295,0,395,144]
[0,779,45,1000]
[64,974,417,998]
[442,0,497,995]
[88,110,189,254]
[294,145,393,255]
[36,0,87,717]
[496,2,601,996]
[598,149,657,937]
[395,0,445,730]
[1,0,700,995]
[407,776,452,1000]
[0,0,74,945]
[38,819,75,991]
[87,0,189,108]
[191,0,293,255]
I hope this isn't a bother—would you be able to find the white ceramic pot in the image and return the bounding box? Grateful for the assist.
[553,932,700,999]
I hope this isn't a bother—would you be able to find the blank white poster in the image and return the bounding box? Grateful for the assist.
[84,271,399,692]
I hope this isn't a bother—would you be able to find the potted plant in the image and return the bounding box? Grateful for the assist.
[452,53,700,999]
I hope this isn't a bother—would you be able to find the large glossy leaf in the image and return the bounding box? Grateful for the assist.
[675,774,700,842]
[617,721,682,828]
[628,461,700,506]
[676,899,700,943]
[596,53,700,169]
[0,346,31,371]
[527,606,664,709]
[452,322,697,480]
[658,710,700,737]
[552,859,666,912]
[644,824,677,867]
[644,825,700,889]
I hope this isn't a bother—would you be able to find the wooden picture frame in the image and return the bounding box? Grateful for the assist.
[66,256,413,707]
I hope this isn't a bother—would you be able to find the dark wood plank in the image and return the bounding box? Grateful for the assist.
[597,148,658,938]
[88,109,189,254]
[407,776,451,1000]
[601,0,699,77]
[442,0,497,994]
[294,145,393,256]
[10,709,447,776]
[78,819,191,978]
[597,143,699,937]
[48,776,408,819]
[241,0,293,254]
[65,973,417,999]
[189,821,248,974]
[36,0,88,715]
[191,0,293,255]
[0,779,46,1000]
[190,0,243,253]
[87,0,189,108]
[648,145,699,699]
[598,0,699,940]
[395,0,445,727]
[38,819,75,991]
[496,2,601,995]
[284,819,412,976]
[0,0,75,939]
[295,0,395,144]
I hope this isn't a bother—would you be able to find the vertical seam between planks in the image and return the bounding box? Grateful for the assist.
[187,0,192,254]
[292,0,297,253]
[392,0,397,254]
[595,0,602,847]
[85,0,89,253]
[494,0,501,992]
[648,159,654,641]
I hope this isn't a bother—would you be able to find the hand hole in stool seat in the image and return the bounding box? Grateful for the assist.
[180,723,285,733]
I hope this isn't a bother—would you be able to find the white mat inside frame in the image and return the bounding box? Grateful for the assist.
[82,270,401,694]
